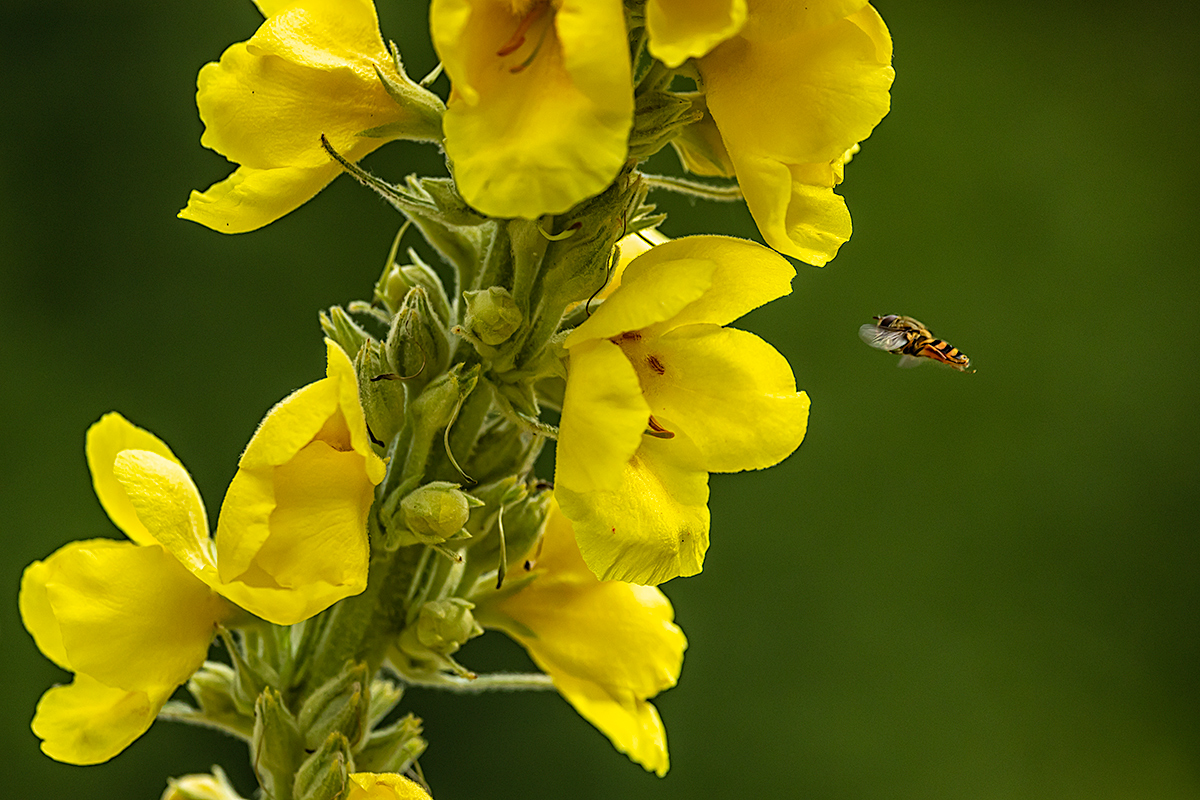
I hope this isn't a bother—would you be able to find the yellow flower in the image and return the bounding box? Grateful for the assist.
[655,1,894,266]
[554,236,809,585]
[21,540,232,765]
[476,502,686,776]
[346,773,432,800]
[18,341,384,764]
[430,0,633,218]
[180,0,444,233]
[213,339,386,622]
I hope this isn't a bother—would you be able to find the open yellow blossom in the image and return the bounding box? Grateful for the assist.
[180,0,443,233]
[656,1,894,265]
[21,540,232,765]
[213,339,386,622]
[554,236,809,585]
[19,341,383,763]
[430,0,633,218]
[476,502,686,776]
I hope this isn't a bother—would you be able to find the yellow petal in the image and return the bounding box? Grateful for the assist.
[39,541,227,692]
[85,413,185,547]
[564,248,714,347]
[700,6,893,166]
[434,0,633,217]
[183,0,442,233]
[739,0,870,42]
[19,539,129,671]
[551,670,671,776]
[179,162,342,235]
[555,338,649,494]
[625,236,795,330]
[483,505,685,775]
[628,324,809,472]
[214,341,381,624]
[557,435,709,585]
[732,152,852,266]
[669,105,736,178]
[646,0,747,67]
[32,674,172,765]
[347,773,433,800]
[215,441,372,624]
[112,450,217,579]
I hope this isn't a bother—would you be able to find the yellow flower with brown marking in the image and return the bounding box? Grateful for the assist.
[430,0,633,218]
[554,235,809,585]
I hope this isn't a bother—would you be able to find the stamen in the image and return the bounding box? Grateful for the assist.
[496,3,548,57]
[508,17,553,74]
[646,415,675,439]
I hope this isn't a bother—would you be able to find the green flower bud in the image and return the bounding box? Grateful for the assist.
[297,662,369,752]
[400,481,482,544]
[365,678,404,729]
[463,286,523,346]
[319,305,376,361]
[354,713,427,775]
[186,661,241,717]
[293,731,352,800]
[252,690,304,800]
[355,340,406,447]
[628,88,703,161]
[385,286,451,394]
[462,417,540,486]
[410,598,483,657]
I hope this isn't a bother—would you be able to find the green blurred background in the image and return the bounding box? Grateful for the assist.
[3,0,1198,797]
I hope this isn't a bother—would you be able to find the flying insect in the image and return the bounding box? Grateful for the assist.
[859,314,973,372]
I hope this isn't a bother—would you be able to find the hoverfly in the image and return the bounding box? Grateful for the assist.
[859,314,973,372]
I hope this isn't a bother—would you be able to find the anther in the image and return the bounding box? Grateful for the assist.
[497,3,549,57]
[646,415,675,439]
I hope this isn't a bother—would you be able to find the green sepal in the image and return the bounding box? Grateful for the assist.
[320,305,376,361]
[365,678,404,730]
[297,662,370,752]
[355,340,407,448]
[293,731,354,800]
[628,88,704,161]
[252,689,305,800]
[171,661,255,741]
[385,286,452,395]
[354,713,427,775]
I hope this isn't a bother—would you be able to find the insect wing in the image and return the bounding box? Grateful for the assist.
[895,353,926,369]
[859,323,912,353]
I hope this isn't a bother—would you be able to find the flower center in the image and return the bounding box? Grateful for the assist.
[496,2,553,74]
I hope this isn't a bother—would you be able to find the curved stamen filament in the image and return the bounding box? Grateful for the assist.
[646,416,675,440]
[497,2,549,57]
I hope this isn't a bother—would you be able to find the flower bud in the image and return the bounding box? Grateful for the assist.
[293,731,352,800]
[252,690,304,800]
[186,662,244,719]
[462,417,539,486]
[354,713,426,775]
[319,305,376,361]
[377,251,452,327]
[399,482,479,544]
[355,340,406,446]
[403,598,483,659]
[463,286,523,346]
[385,286,451,394]
[297,662,369,752]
